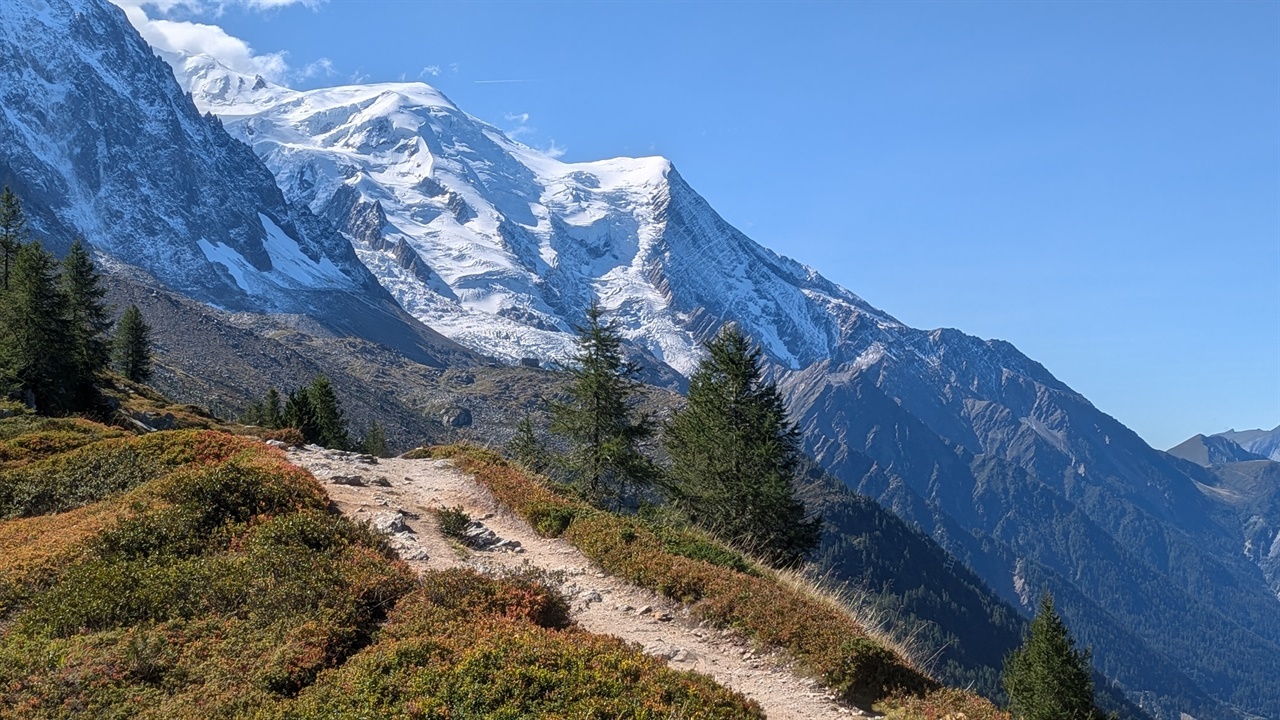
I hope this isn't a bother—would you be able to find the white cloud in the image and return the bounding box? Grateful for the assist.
[299,57,336,79]
[503,111,534,140]
[240,0,323,9]
[419,65,441,78]
[541,140,566,159]
[110,0,324,84]
[118,4,289,80]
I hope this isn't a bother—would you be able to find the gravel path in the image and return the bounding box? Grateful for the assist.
[286,445,872,720]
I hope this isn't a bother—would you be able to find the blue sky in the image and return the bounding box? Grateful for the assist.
[118,0,1279,450]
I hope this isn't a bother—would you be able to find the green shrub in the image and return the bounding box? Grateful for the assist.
[0,416,126,469]
[434,505,472,540]
[528,502,578,537]
[282,568,760,720]
[0,430,262,519]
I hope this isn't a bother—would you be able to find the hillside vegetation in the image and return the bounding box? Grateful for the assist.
[0,414,761,718]
[410,444,1009,719]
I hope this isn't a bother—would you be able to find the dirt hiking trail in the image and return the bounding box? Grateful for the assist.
[285,444,874,720]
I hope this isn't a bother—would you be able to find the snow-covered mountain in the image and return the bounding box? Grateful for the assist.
[0,0,472,366]
[172,54,898,373]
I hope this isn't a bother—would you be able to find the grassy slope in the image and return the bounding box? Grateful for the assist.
[411,445,1010,719]
[0,416,760,719]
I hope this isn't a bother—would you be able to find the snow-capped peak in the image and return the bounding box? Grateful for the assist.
[160,50,298,116]
[166,51,895,376]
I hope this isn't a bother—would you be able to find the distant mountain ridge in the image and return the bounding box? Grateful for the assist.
[1,2,1277,716]
[1216,426,1280,462]
[1168,434,1264,466]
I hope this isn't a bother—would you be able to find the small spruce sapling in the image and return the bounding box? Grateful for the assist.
[113,304,153,383]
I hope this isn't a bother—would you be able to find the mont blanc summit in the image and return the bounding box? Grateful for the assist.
[174,54,898,375]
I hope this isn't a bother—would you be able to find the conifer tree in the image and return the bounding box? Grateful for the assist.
[360,420,389,458]
[0,186,26,291]
[549,301,656,507]
[1003,592,1099,720]
[243,386,285,428]
[506,414,547,471]
[307,375,350,450]
[0,243,75,412]
[283,388,318,443]
[113,304,153,383]
[60,238,112,404]
[663,324,820,566]
[262,387,283,429]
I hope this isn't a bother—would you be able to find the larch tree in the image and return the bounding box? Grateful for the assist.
[283,387,319,444]
[548,301,656,507]
[506,414,547,472]
[307,375,350,450]
[360,420,389,458]
[663,323,820,566]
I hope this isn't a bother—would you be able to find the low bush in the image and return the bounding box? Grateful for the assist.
[429,444,937,707]
[878,687,1011,719]
[434,505,472,540]
[0,429,418,718]
[265,427,307,448]
[282,568,761,719]
[0,417,126,469]
[0,429,263,519]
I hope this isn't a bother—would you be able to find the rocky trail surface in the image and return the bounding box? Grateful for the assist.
[285,444,871,720]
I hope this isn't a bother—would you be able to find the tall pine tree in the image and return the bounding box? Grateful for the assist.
[60,238,112,405]
[1003,592,1099,720]
[0,243,75,412]
[113,304,153,383]
[549,301,656,507]
[0,186,26,291]
[663,324,820,566]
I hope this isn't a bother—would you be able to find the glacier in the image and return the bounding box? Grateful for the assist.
[170,53,903,374]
